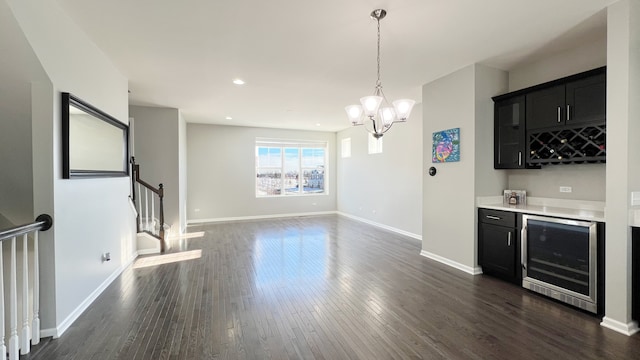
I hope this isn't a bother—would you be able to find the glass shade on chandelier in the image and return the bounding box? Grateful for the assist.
[345,9,415,138]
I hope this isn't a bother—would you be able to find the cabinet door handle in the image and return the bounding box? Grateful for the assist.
[485,215,502,220]
[557,106,562,123]
[508,232,511,246]
[566,104,571,121]
[521,226,527,271]
[518,151,522,166]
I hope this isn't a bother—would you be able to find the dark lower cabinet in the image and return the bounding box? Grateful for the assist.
[478,209,521,284]
[633,227,640,322]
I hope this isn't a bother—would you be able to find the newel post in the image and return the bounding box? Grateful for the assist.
[158,183,165,252]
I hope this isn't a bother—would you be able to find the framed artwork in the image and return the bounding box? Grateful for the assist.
[432,128,460,163]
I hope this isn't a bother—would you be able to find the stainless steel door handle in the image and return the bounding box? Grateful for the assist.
[486,215,501,220]
[518,152,522,166]
[521,226,527,271]
[566,104,571,121]
[508,231,511,246]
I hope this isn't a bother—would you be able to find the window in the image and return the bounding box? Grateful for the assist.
[368,134,383,154]
[256,139,327,197]
[341,138,351,158]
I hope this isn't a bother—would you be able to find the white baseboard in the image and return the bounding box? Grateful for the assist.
[46,252,138,338]
[600,317,640,336]
[137,248,160,256]
[40,327,56,338]
[187,211,337,225]
[337,212,422,241]
[420,250,482,275]
[188,211,423,243]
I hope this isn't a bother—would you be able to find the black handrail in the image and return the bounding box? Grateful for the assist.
[0,214,53,242]
[130,157,165,252]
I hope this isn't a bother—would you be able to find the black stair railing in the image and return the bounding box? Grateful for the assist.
[130,157,165,252]
[0,214,53,359]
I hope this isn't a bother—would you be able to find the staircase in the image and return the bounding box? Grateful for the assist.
[131,157,166,253]
[0,214,53,360]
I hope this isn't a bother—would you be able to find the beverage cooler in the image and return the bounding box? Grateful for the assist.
[521,214,603,314]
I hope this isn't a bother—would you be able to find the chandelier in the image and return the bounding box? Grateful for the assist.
[345,9,415,138]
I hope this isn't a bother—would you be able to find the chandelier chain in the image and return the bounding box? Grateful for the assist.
[376,17,381,86]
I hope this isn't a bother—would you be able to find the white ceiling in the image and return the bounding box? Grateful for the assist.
[50,0,613,132]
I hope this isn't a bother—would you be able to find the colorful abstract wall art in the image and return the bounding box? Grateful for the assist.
[432,128,460,163]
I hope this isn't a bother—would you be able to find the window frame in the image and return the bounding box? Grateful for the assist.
[255,139,328,198]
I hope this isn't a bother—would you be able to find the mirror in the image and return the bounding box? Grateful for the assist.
[62,92,129,179]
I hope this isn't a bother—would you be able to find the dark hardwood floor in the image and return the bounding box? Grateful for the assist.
[26,215,640,359]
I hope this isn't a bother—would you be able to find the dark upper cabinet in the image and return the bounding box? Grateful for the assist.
[525,85,565,130]
[492,67,606,167]
[526,69,606,131]
[494,95,526,169]
[566,73,606,125]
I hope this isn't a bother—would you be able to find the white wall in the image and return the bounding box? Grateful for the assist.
[179,112,187,233]
[187,124,336,221]
[130,106,185,234]
[0,90,33,224]
[505,35,607,201]
[0,0,48,225]
[336,105,423,237]
[474,66,511,201]
[6,0,136,336]
[422,64,508,273]
[507,164,606,201]
[508,35,607,91]
[602,0,640,335]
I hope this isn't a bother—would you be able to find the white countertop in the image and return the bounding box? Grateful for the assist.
[477,196,606,222]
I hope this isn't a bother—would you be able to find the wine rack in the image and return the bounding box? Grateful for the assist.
[528,123,606,165]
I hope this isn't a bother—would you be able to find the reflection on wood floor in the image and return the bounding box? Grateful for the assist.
[30,215,640,359]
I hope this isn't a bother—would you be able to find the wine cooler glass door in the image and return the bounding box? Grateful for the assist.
[523,215,597,304]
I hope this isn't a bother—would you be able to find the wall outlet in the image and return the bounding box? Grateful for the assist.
[559,186,572,193]
[194,208,200,212]
[632,192,640,206]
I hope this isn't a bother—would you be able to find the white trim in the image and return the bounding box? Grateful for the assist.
[136,248,160,256]
[46,252,138,338]
[187,211,337,225]
[600,317,640,336]
[39,327,56,339]
[136,232,161,255]
[128,196,138,217]
[336,212,421,241]
[420,250,482,275]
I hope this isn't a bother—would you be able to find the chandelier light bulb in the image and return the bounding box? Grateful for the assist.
[380,107,396,127]
[345,105,364,125]
[360,96,383,117]
[393,99,416,121]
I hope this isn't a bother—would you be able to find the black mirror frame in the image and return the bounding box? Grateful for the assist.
[61,92,129,179]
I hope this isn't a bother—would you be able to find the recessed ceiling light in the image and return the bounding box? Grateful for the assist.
[225,116,233,120]
[316,123,321,127]
[232,79,245,85]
